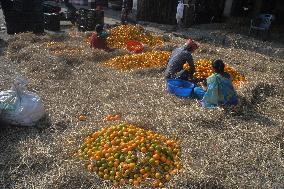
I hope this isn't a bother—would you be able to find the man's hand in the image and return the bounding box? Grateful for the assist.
[183,63,190,71]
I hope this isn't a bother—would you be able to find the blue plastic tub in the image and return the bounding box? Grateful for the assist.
[167,79,194,98]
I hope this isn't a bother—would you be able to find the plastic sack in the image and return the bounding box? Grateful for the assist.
[0,77,45,126]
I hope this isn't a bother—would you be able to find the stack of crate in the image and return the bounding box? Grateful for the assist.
[137,0,177,24]
[2,0,44,34]
[44,13,60,31]
[77,9,104,31]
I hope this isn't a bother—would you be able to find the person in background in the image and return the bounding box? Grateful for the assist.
[194,59,238,108]
[165,38,199,80]
[121,0,133,24]
[63,0,76,11]
[94,0,104,10]
[176,0,185,29]
[62,0,77,24]
[90,24,109,50]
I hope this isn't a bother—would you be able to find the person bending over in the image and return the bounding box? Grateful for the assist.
[165,38,199,80]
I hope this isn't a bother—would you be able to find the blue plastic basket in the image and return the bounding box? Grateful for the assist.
[167,79,194,98]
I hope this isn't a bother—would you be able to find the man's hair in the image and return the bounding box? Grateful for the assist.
[185,44,195,52]
[184,39,198,52]
[212,59,225,73]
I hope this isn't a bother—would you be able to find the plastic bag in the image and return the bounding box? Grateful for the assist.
[0,77,45,126]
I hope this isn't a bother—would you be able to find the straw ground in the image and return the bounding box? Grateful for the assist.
[0,29,284,189]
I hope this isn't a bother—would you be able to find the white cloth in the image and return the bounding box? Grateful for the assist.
[70,0,87,5]
[176,1,184,22]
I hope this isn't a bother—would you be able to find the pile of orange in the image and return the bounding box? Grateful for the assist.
[104,51,171,70]
[106,25,164,49]
[76,124,182,187]
[193,59,246,86]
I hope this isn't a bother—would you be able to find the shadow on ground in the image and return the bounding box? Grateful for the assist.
[134,67,165,78]
[0,115,54,188]
[275,127,284,158]
[0,38,8,56]
[228,83,278,127]
[250,83,277,105]
[184,178,225,189]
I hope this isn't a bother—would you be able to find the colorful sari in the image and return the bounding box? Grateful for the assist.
[201,73,238,108]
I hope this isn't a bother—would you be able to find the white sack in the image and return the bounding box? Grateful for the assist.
[0,77,45,126]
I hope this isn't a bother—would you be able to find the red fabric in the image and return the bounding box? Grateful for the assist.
[90,33,108,50]
[186,38,199,51]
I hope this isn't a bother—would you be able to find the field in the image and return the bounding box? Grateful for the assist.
[0,25,284,189]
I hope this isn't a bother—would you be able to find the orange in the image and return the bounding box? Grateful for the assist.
[153,154,160,160]
[165,174,171,181]
[142,173,149,179]
[119,178,125,184]
[115,171,121,177]
[129,163,135,169]
[79,115,87,121]
[87,164,93,172]
[128,179,134,184]
[170,169,178,175]
[104,169,109,174]
[105,115,112,121]
[133,180,139,186]
[113,181,119,187]
[183,63,190,70]
[91,132,98,138]
[123,163,129,170]
[166,159,172,165]
[103,174,109,180]
[114,114,121,120]
[140,147,147,153]
[153,179,160,188]
[149,158,155,164]
[160,156,167,162]
[155,172,161,179]
[140,169,146,174]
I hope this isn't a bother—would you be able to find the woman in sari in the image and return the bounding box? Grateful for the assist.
[90,24,109,50]
[194,59,238,108]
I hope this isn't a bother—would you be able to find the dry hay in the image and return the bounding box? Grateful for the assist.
[0,29,284,189]
[4,30,129,81]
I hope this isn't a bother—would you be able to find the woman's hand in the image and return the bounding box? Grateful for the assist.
[198,81,207,91]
